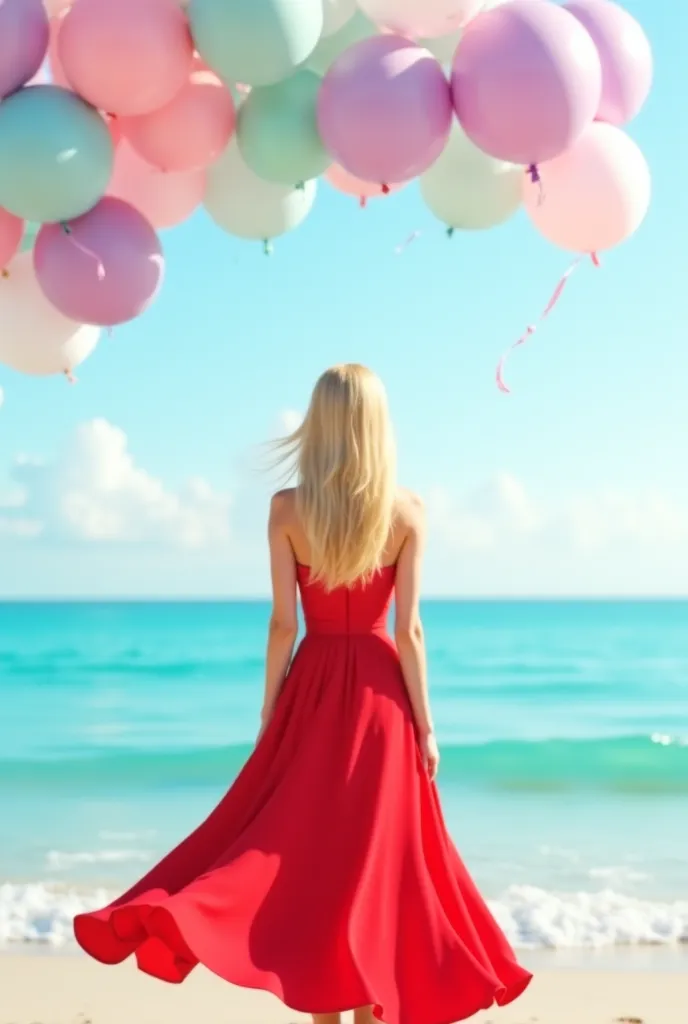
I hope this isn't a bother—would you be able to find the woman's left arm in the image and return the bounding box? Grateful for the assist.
[260,492,299,734]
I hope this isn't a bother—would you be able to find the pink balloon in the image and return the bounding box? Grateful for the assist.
[564,0,653,125]
[317,35,452,185]
[452,1,602,166]
[58,0,194,116]
[325,164,405,204]
[524,122,651,253]
[120,70,236,173]
[0,208,25,269]
[0,0,49,100]
[34,197,164,326]
[48,13,71,88]
[108,141,205,228]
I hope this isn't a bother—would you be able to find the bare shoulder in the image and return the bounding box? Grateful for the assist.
[269,487,297,524]
[394,487,425,538]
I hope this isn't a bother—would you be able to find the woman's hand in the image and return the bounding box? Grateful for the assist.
[419,731,440,782]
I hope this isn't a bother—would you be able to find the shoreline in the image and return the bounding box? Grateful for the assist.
[2,953,687,1024]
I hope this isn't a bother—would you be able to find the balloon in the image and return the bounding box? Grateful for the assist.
[47,12,70,88]
[20,222,41,254]
[524,122,651,253]
[317,35,452,185]
[120,70,236,173]
[204,140,316,241]
[34,197,164,326]
[58,0,194,116]
[564,0,653,125]
[358,0,482,38]
[189,0,324,87]
[0,86,114,223]
[108,141,206,229]
[306,10,377,77]
[0,252,99,377]
[322,0,356,37]
[420,123,522,230]
[452,1,602,166]
[0,210,25,270]
[325,164,405,204]
[237,70,329,185]
[0,0,49,100]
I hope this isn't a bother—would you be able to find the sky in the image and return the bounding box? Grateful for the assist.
[0,0,686,599]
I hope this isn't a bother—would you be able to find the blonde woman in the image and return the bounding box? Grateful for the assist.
[75,365,532,1024]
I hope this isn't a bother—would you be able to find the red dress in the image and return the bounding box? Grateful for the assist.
[74,564,532,1024]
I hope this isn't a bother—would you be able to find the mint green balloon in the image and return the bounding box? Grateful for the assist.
[20,221,40,253]
[189,0,323,87]
[420,124,523,231]
[0,86,113,224]
[306,10,377,77]
[237,70,329,186]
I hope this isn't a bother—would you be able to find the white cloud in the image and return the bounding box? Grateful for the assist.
[276,409,303,435]
[0,419,230,549]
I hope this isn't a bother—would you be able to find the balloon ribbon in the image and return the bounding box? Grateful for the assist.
[61,224,106,281]
[496,252,600,394]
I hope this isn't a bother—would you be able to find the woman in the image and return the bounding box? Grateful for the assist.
[74,364,532,1024]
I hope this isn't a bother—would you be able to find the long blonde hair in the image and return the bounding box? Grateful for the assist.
[275,364,397,590]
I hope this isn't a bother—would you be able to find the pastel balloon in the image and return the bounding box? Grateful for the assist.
[452,1,602,165]
[204,139,316,240]
[34,197,164,326]
[0,209,25,269]
[20,221,41,254]
[121,70,236,173]
[358,0,482,38]
[524,122,651,253]
[47,13,70,88]
[58,0,194,116]
[325,164,405,203]
[322,0,357,37]
[237,70,328,185]
[564,0,653,125]
[189,0,324,87]
[0,0,49,100]
[44,0,73,14]
[306,10,377,77]
[0,251,99,377]
[108,141,206,229]
[420,123,522,230]
[420,0,513,64]
[318,35,452,184]
[0,86,114,223]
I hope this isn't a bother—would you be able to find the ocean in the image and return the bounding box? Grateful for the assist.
[1,599,687,953]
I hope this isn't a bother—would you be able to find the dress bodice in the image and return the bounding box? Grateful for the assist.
[297,563,396,636]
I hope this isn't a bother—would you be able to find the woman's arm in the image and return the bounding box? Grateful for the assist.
[261,492,299,732]
[394,496,439,779]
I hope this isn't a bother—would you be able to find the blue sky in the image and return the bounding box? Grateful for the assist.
[0,0,685,598]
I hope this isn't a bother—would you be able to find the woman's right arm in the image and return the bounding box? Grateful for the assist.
[394,496,439,780]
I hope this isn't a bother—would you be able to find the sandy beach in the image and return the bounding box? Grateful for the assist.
[1,954,686,1024]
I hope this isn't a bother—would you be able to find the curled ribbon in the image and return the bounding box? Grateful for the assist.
[496,252,600,394]
[62,224,106,281]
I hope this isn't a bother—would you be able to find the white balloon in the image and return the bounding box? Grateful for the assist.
[322,0,357,36]
[420,122,522,230]
[204,140,317,241]
[0,253,100,377]
[419,0,513,59]
[358,0,483,38]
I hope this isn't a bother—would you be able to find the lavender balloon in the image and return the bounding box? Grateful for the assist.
[0,0,49,100]
[317,35,452,186]
[564,0,653,125]
[34,197,164,327]
[452,0,602,168]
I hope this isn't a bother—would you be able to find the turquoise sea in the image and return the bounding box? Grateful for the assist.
[1,599,687,950]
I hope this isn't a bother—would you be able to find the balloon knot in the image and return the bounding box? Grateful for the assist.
[591,251,601,267]
[381,183,390,195]
[527,164,540,184]
[446,226,454,240]
[64,369,77,385]
[359,196,367,209]
[295,181,305,191]
[1,268,9,279]
[262,239,273,256]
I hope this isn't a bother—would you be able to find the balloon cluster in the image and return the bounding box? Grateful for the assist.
[0,0,652,381]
